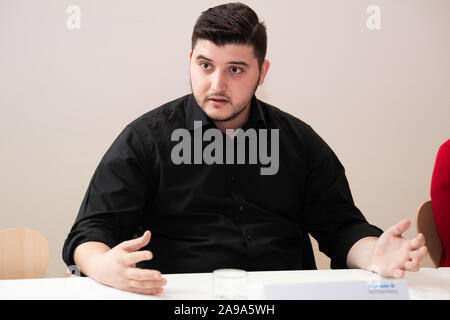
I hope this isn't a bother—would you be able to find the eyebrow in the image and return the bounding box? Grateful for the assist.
[195,54,249,67]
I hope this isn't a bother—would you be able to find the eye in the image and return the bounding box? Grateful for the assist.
[200,62,211,70]
[230,66,243,74]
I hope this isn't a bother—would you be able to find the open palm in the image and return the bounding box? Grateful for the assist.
[369,219,428,278]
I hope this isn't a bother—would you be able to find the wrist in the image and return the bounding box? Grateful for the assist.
[73,241,111,279]
[346,236,378,269]
[84,251,105,279]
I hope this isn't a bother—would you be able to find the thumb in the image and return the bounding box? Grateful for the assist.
[387,219,411,237]
[118,230,151,252]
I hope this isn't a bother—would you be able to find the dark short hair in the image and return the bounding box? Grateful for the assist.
[191,2,267,68]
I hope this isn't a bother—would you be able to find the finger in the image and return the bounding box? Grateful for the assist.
[129,278,167,290]
[118,230,151,252]
[408,233,426,250]
[387,219,411,237]
[128,285,164,295]
[409,246,428,260]
[125,250,153,265]
[405,258,420,272]
[126,268,163,281]
[392,269,405,278]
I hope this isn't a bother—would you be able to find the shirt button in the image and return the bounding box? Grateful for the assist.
[239,206,245,212]
[231,176,236,181]
[247,234,254,240]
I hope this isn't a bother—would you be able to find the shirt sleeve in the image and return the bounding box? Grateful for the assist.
[301,125,383,269]
[430,139,450,266]
[62,124,157,270]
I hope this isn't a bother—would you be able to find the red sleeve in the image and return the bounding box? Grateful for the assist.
[431,139,450,267]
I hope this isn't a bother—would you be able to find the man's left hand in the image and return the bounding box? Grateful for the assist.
[369,219,428,278]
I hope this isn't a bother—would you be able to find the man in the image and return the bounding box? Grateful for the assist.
[62,3,427,295]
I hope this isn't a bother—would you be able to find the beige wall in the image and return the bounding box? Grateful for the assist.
[1,0,448,277]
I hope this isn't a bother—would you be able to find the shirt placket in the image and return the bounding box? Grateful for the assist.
[224,132,257,269]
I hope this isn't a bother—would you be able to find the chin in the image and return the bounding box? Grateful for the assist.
[200,103,225,117]
[205,110,232,122]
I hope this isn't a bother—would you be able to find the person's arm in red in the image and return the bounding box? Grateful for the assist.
[431,139,450,267]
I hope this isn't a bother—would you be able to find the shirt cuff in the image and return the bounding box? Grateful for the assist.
[62,229,118,276]
[329,223,384,269]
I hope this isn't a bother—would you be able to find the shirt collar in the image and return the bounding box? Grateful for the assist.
[185,94,267,130]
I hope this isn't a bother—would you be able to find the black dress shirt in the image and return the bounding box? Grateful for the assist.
[62,93,383,274]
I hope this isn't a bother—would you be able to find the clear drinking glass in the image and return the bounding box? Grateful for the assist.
[212,268,248,299]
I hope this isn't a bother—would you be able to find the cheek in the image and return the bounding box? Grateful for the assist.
[230,77,254,95]
[191,72,210,93]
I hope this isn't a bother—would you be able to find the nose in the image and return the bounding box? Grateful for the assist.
[210,69,227,92]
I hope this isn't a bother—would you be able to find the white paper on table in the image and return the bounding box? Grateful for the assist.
[263,277,409,300]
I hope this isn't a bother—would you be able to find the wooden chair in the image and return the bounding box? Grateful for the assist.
[416,200,443,267]
[0,228,50,279]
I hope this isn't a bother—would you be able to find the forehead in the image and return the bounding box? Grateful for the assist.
[193,39,257,65]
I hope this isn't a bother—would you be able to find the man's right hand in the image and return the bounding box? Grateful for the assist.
[85,230,167,295]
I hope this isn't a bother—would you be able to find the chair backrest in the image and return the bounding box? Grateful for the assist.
[0,227,50,279]
[416,200,443,267]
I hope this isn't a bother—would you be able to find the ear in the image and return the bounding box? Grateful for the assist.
[189,50,193,59]
[258,59,270,86]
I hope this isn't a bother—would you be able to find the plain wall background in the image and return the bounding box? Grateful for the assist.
[1,0,449,277]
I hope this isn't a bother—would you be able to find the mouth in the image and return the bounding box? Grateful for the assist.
[209,97,229,102]
[208,97,229,106]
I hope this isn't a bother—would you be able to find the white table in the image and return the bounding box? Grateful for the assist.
[0,268,449,300]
